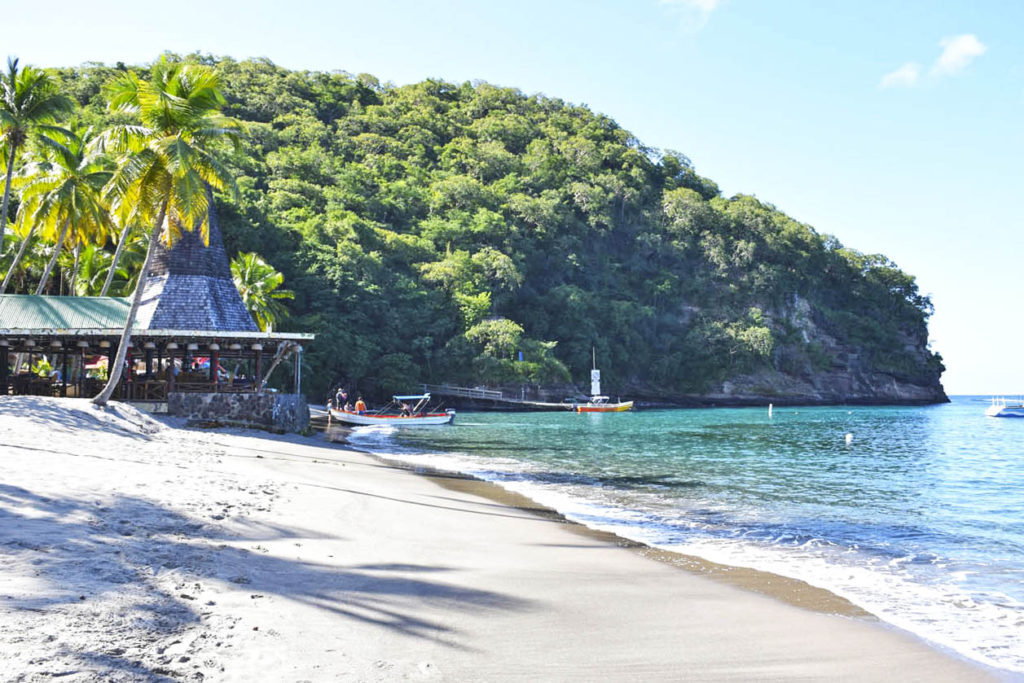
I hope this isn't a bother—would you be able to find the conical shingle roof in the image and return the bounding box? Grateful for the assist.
[134,198,259,332]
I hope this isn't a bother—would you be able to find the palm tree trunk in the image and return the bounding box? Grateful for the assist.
[0,144,17,255]
[0,223,37,294]
[70,241,82,295]
[35,217,70,295]
[92,204,166,407]
[100,221,131,296]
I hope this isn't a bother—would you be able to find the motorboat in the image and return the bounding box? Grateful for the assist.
[985,397,1024,418]
[330,393,455,426]
[575,349,633,413]
[576,395,634,413]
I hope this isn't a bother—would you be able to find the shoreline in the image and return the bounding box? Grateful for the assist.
[367,448,875,619]
[333,433,1008,678]
[0,397,1001,680]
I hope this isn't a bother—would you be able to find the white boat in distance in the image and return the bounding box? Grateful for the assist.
[330,393,455,426]
[985,397,1024,418]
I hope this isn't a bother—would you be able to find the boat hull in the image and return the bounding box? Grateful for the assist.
[576,401,634,413]
[985,405,1024,418]
[330,409,455,426]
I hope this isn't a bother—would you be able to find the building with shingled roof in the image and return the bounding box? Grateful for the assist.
[0,203,313,431]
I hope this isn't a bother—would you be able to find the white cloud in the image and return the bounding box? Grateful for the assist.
[931,34,987,76]
[659,0,722,31]
[660,0,721,10]
[880,62,921,88]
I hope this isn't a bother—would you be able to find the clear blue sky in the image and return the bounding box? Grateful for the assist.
[7,0,1023,393]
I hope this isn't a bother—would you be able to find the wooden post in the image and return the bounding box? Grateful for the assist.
[254,346,263,391]
[125,350,133,400]
[167,346,176,394]
[210,346,220,391]
[106,343,116,399]
[0,344,8,396]
[79,344,86,398]
[61,349,68,398]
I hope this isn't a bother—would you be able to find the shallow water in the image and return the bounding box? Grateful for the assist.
[344,396,1024,674]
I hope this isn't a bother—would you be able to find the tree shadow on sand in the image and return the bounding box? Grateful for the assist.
[1,397,161,441]
[0,481,530,681]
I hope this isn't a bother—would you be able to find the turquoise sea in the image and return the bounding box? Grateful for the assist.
[345,396,1024,674]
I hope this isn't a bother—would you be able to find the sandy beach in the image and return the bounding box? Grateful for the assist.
[0,397,997,681]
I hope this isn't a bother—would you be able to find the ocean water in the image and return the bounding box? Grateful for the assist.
[343,396,1024,674]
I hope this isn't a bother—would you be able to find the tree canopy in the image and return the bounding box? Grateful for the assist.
[12,55,942,401]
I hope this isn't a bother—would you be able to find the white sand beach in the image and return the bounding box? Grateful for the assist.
[0,397,995,681]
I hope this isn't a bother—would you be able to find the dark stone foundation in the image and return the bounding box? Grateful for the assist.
[168,392,310,433]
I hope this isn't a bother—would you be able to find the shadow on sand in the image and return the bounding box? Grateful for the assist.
[0,477,529,680]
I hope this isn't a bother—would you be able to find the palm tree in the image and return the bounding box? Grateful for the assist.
[0,127,114,295]
[0,220,48,293]
[92,57,240,407]
[99,219,134,295]
[230,251,294,332]
[69,242,113,295]
[0,57,72,256]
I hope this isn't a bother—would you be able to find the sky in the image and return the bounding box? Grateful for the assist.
[5,0,1023,393]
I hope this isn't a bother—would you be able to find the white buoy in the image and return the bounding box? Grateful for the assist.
[845,433,853,446]
[768,403,773,418]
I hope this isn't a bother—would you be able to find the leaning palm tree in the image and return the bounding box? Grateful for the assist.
[92,57,240,407]
[0,206,35,293]
[99,218,135,295]
[230,251,294,332]
[0,57,73,255]
[0,127,114,295]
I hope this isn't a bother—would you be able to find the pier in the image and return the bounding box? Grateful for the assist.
[419,384,575,411]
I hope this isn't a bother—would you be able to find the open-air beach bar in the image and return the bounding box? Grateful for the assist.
[0,206,312,403]
[0,294,309,400]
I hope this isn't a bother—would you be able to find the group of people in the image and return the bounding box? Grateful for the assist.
[329,388,366,414]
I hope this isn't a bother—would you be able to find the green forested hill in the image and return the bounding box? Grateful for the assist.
[49,56,944,403]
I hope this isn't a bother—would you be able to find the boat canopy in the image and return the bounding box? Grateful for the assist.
[393,394,430,401]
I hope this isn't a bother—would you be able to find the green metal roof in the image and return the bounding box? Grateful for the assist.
[0,294,313,341]
[0,295,128,331]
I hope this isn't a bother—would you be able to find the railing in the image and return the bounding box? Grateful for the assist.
[420,383,504,400]
[3,374,257,400]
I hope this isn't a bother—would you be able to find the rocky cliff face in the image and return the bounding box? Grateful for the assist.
[700,367,947,406]
[634,294,947,406]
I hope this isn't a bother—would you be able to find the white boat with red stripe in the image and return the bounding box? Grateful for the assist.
[330,393,455,426]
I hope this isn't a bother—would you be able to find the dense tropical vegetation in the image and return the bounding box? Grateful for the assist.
[0,54,944,402]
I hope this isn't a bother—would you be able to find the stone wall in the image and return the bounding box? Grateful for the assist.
[167,392,310,433]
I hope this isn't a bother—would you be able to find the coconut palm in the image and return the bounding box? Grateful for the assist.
[0,127,114,295]
[106,226,149,296]
[99,219,134,295]
[0,57,73,256]
[64,242,113,295]
[230,251,294,332]
[92,57,240,407]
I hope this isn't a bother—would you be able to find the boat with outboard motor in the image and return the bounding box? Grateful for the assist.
[330,393,455,426]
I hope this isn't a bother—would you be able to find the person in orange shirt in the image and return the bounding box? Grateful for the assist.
[354,396,367,414]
